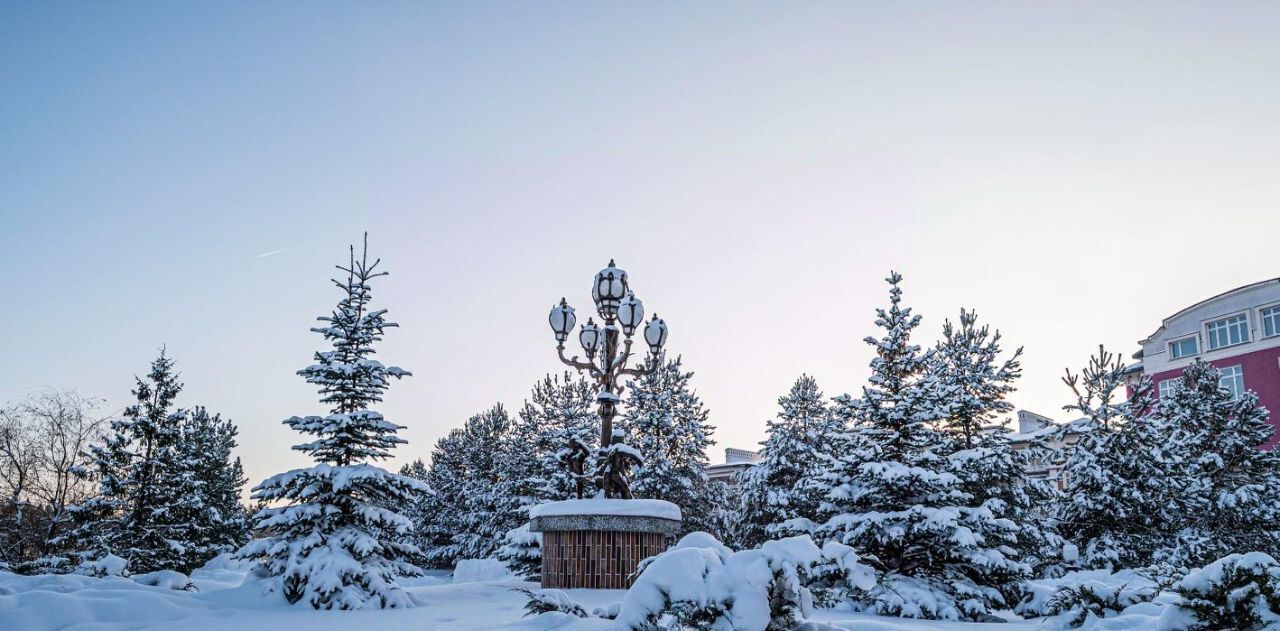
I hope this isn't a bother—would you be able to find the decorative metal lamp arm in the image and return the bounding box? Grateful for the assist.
[557,344,601,376]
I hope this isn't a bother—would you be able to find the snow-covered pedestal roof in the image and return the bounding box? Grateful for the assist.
[529,498,681,521]
[528,498,682,535]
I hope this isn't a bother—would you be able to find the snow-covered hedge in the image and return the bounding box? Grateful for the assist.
[616,533,825,631]
[1158,552,1280,631]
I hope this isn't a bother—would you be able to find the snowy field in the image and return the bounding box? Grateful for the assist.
[0,564,1168,631]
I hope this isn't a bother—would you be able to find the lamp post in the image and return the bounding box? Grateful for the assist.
[547,260,669,496]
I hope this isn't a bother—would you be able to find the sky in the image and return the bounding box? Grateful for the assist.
[2,2,1279,491]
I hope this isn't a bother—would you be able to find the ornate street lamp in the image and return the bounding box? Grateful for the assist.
[547,259,668,498]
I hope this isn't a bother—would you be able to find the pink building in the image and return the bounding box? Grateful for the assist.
[1127,278,1280,447]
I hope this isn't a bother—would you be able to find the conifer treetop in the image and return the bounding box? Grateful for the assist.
[291,233,412,466]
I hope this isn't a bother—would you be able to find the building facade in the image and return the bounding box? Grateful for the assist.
[995,410,1091,491]
[706,448,762,486]
[1129,278,1280,447]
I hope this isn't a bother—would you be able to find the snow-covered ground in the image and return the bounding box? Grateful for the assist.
[0,565,1164,631]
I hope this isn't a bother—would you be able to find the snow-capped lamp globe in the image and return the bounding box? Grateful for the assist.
[591,259,629,322]
[548,298,575,343]
[617,292,644,336]
[644,314,668,356]
[536,260,681,590]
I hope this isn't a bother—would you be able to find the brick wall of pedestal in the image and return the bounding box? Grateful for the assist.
[540,529,668,589]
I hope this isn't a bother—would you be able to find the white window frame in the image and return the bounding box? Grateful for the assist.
[1158,378,1181,399]
[1261,304,1280,339]
[1168,335,1199,359]
[1219,364,1245,401]
[1205,312,1250,351]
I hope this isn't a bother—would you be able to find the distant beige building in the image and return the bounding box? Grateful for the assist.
[995,410,1092,490]
[706,448,763,487]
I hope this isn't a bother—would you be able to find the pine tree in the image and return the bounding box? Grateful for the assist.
[1157,360,1280,566]
[929,310,1056,574]
[171,406,249,568]
[624,356,716,534]
[237,235,425,609]
[815,272,1028,621]
[1052,346,1177,570]
[419,430,468,568]
[737,375,842,549]
[391,458,432,555]
[452,404,518,561]
[504,373,598,511]
[59,351,195,573]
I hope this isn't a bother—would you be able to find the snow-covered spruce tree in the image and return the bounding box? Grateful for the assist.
[700,479,743,547]
[816,272,1028,621]
[172,406,249,567]
[237,236,424,609]
[419,429,468,568]
[624,356,716,534]
[1052,345,1179,570]
[929,310,1058,575]
[59,351,201,573]
[496,523,542,580]
[1157,360,1280,567]
[737,374,843,549]
[452,404,519,561]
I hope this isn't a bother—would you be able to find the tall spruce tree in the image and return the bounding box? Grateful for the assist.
[1052,346,1177,570]
[624,356,716,534]
[929,310,1057,573]
[736,374,842,549]
[1157,360,1280,566]
[60,352,192,573]
[815,272,1028,621]
[237,235,425,609]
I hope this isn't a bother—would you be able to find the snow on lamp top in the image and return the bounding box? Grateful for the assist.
[617,292,644,336]
[548,298,576,343]
[644,314,668,355]
[592,259,629,322]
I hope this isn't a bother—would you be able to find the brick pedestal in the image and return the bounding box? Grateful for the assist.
[529,499,682,590]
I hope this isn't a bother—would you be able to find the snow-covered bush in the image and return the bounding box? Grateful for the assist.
[617,533,821,631]
[131,570,196,591]
[1042,582,1158,627]
[1160,552,1280,630]
[496,523,541,580]
[804,541,876,608]
[513,587,588,618]
[78,553,129,577]
[1016,570,1158,620]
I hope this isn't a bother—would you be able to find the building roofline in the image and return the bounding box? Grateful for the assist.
[1138,277,1280,345]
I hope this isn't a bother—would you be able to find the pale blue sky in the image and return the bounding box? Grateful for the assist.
[3,2,1278,489]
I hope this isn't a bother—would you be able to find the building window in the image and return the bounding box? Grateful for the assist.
[1158,378,1181,399]
[1263,306,1280,338]
[1206,314,1250,350]
[1219,365,1245,401]
[1169,337,1198,359]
